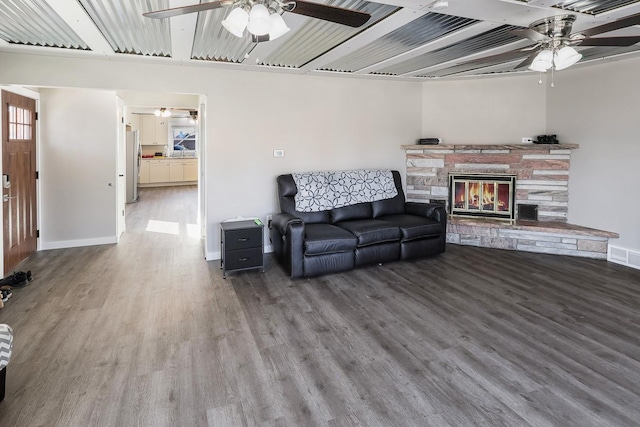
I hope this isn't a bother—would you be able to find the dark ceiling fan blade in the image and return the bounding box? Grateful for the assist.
[291,0,371,28]
[460,48,535,66]
[579,12,640,37]
[514,51,538,69]
[577,36,640,47]
[509,28,550,43]
[143,1,227,19]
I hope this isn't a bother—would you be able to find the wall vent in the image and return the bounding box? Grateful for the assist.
[608,245,640,271]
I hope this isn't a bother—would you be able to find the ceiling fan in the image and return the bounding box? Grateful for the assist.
[463,13,640,73]
[143,0,371,42]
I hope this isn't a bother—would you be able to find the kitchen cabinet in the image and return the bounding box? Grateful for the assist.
[140,115,168,146]
[169,162,183,182]
[139,159,197,185]
[184,161,198,181]
[129,113,140,132]
[139,159,150,184]
[149,161,170,183]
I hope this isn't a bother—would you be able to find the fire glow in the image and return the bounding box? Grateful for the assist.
[449,174,516,220]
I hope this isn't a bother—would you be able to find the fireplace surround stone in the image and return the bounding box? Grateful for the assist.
[401,143,619,259]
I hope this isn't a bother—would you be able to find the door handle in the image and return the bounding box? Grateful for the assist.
[3,194,16,202]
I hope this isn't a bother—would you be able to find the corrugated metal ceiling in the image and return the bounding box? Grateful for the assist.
[373,25,522,76]
[0,0,639,80]
[79,0,172,56]
[553,0,640,15]
[260,0,398,68]
[0,0,88,49]
[320,12,479,73]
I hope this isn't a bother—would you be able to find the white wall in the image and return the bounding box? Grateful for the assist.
[546,57,640,252]
[39,88,119,248]
[422,74,547,144]
[0,52,422,258]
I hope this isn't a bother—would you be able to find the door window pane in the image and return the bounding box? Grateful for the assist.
[7,105,32,141]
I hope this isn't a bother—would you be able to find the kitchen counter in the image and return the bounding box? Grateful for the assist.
[142,156,198,160]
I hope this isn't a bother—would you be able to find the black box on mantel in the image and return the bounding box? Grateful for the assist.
[418,138,441,145]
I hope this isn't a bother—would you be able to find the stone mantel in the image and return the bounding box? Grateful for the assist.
[401,143,579,151]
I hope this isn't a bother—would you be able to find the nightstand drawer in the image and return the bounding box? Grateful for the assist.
[224,228,262,251]
[224,247,263,270]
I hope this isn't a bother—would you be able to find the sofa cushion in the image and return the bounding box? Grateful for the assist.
[378,214,442,241]
[330,202,372,223]
[335,219,401,247]
[304,224,358,256]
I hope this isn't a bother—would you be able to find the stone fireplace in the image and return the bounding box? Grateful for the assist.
[449,173,516,220]
[401,143,619,259]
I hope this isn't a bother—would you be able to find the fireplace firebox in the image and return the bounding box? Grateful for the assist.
[448,173,516,220]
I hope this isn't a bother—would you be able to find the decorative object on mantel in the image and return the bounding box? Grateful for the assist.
[143,0,371,43]
[417,138,441,145]
[534,135,559,144]
[418,138,441,145]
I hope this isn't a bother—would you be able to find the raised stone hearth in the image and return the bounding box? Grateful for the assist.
[447,217,618,259]
[401,143,619,258]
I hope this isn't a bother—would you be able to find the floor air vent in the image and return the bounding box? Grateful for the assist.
[608,245,640,271]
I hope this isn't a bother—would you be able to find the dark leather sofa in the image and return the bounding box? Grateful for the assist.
[270,171,447,278]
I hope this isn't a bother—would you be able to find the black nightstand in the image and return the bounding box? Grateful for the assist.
[220,220,264,278]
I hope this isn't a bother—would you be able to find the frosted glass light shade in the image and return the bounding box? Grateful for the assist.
[554,46,582,71]
[268,13,290,40]
[529,49,553,72]
[222,7,249,37]
[247,4,271,36]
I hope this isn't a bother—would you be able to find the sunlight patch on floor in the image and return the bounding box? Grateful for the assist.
[146,220,180,235]
[186,223,200,238]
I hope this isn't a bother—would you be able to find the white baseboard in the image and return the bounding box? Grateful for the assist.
[608,244,640,270]
[40,236,117,250]
[206,244,273,261]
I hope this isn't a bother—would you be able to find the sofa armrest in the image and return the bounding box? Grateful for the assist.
[270,213,305,278]
[271,213,303,235]
[405,202,447,225]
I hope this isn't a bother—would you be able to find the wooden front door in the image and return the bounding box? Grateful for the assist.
[2,90,37,274]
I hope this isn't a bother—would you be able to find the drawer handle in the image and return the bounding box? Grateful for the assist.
[239,257,249,262]
[238,238,249,242]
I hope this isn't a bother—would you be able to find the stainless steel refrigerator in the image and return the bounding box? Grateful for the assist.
[126,130,140,203]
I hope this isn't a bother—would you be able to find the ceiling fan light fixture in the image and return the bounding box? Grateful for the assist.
[154,108,162,117]
[222,7,249,37]
[268,12,290,40]
[247,4,271,36]
[529,49,553,72]
[554,46,582,70]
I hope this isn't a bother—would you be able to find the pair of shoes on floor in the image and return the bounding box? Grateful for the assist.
[1,289,11,303]
[0,270,33,288]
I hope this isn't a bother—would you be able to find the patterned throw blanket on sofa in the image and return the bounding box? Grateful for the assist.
[292,169,398,212]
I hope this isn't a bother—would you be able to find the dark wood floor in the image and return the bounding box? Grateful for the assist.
[1,186,639,426]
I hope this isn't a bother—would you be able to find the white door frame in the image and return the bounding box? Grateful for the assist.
[116,97,126,240]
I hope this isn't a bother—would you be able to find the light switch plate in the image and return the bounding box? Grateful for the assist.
[273,149,284,158]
